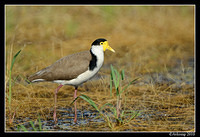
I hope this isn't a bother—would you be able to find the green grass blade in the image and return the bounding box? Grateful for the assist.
[119,77,140,95]
[70,96,79,105]
[8,50,21,111]
[79,94,100,112]
[114,69,120,96]
[38,115,42,131]
[29,121,37,131]
[121,69,125,80]
[110,64,113,80]
[110,106,117,118]
[17,125,21,131]
[100,103,114,111]
[19,125,28,132]
[10,50,21,71]
[120,110,125,118]
[126,111,140,123]
[105,115,112,129]
[13,75,19,83]
[110,65,117,90]
[111,65,121,96]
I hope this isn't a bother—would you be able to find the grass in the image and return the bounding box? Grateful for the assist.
[17,115,43,132]
[110,65,140,125]
[5,5,194,132]
[7,49,21,125]
[71,65,144,129]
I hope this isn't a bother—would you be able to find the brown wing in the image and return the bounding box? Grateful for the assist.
[28,51,92,82]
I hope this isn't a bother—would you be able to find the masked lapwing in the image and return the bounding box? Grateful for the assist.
[27,38,115,123]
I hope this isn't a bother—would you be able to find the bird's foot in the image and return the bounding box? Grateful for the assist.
[74,117,77,123]
[53,112,57,124]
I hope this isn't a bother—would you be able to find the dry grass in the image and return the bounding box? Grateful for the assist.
[5,5,194,132]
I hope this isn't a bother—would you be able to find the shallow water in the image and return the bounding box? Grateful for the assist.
[12,108,105,131]
[137,57,194,87]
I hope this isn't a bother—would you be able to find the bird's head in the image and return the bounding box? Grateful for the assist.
[91,38,115,53]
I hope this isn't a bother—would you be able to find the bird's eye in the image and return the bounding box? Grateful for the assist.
[100,42,104,45]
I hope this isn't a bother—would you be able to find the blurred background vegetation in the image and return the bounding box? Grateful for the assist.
[6,6,194,77]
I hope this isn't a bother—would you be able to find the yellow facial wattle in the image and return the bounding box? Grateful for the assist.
[102,41,115,52]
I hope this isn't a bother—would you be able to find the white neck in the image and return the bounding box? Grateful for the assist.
[90,45,104,68]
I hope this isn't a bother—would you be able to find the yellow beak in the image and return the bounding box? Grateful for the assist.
[103,41,115,52]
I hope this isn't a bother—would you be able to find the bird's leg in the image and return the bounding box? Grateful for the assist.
[53,84,63,123]
[74,86,78,123]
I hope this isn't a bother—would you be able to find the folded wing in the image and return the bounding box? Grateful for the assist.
[28,51,91,82]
